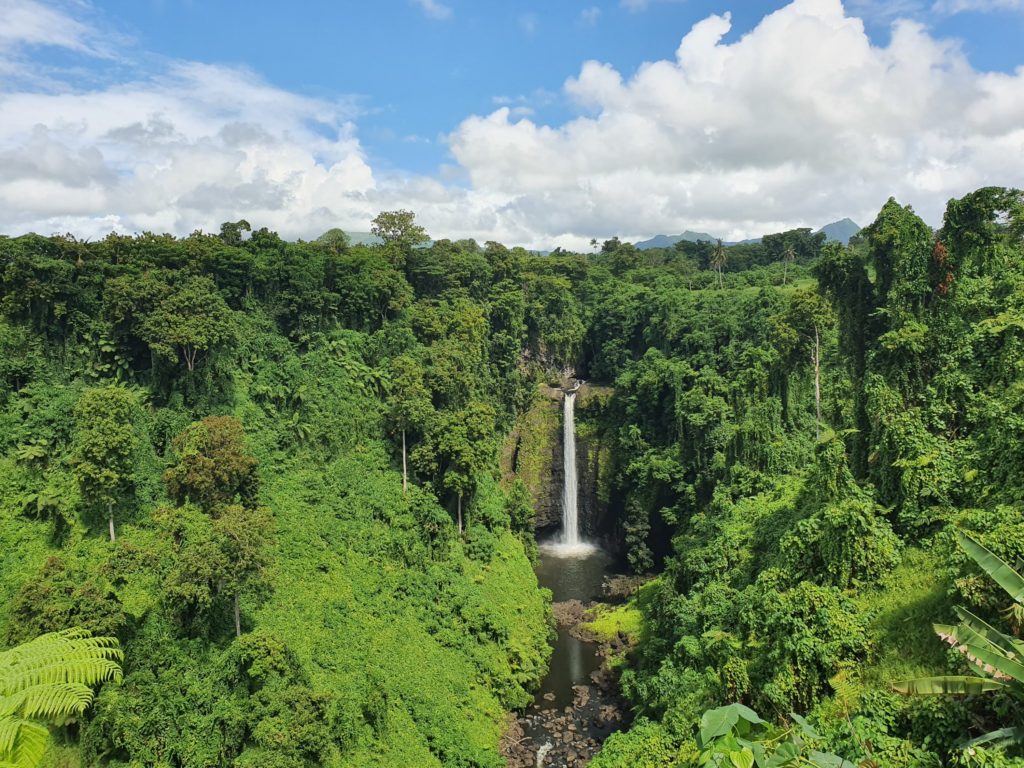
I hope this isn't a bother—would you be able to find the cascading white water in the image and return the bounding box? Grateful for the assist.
[561,389,580,546]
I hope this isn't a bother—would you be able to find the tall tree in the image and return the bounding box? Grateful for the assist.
[72,387,139,542]
[783,243,796,285]
[386,355,433,496]
[371,210,429,249]
[775,290,834,439]
[215,505,273,638]
[140,276,235,372]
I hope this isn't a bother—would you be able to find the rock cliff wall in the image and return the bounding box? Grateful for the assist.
[502,384,617,546]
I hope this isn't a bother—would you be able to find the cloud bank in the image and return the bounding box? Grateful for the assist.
[0,0,1022,248]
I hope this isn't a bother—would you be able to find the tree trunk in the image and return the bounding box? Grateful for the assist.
[457,493,463,535]
[813,325,822,440]
[783,260,788,285]
[234,592,241,638]
[402,429,408,496]
[108,503,116,542]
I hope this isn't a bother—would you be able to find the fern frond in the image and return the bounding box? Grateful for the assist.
[0,630,122,699]
[1,683,95,720]
[0,717,48,768]
[0,629,122,768]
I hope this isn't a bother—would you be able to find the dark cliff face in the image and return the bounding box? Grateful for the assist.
[502,386,563,532]
[574,386,617,552]
[502,384,617,547]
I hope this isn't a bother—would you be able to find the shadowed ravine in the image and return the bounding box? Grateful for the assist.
[505,385,627,768]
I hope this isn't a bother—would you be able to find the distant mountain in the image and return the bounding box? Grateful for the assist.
[635,230,719,250]
[634,218,861,251]
[344,231,383,246]
[815,218,861,245]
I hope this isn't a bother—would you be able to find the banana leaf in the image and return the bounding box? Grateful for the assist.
[938,618,1024,679]
[965,726,1024,748]
[954,639,1024,683]
[958,532,1024,604]
[893,675,1008,695]
[951,608,1024,659]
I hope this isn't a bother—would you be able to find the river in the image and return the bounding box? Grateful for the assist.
[507,542,625,767]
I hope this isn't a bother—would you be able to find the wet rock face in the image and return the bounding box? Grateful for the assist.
[501,383,617,541]
[501,387,563,531]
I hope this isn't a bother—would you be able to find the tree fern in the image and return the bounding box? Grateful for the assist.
[0,628,122,768]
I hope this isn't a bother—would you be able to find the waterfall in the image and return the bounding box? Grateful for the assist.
[561,389,580,546]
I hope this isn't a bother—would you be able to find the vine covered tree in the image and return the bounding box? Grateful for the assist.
[164,416,259,513]
[72,386,139,542]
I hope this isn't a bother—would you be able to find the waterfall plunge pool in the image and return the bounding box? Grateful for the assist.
[511,541,626,766]
[533,543,612,710]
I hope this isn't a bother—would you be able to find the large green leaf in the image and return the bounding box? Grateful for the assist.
[893,675,1008,695]
[959,532,1024,604]
[950,608,1024,659]
[807,751,856,768]
[700,704,742,745]
[955,639,1024,684]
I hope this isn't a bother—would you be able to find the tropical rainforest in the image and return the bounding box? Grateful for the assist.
[1,186,1023,768]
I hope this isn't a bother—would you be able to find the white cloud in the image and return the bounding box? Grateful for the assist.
[441,0,1024,246]
[579,6,602,26]
[1,0,1023,250]
[411,0,452,21]
[0,0,102,53]
[0,59,379,239]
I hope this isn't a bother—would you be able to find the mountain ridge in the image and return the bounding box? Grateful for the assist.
[634,217,861,250]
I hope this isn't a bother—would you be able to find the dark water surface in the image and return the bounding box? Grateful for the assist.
[531,545,613,712]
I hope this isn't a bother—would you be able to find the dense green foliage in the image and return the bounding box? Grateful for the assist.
[0,224,565,766]
[2,186,1022,767]
[578,188,1024,765]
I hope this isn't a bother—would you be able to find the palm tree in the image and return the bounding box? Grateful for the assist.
[895,532,1024,749]
[711,239,727,288]
[1,628,122,768]
[783,244,796,285]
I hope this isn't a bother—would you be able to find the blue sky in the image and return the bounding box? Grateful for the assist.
[1,0,1022,247]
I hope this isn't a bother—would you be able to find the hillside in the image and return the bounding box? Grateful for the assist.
[2,186,1023,768]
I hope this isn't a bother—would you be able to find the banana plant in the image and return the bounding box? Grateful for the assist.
[894,531,1024,748]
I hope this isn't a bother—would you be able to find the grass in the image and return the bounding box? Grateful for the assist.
[854,545,953,686]
[582,602,643,643]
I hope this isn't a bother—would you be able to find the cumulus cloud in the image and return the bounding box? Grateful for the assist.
[1,0,1023,250]
[445,0,1024,245]
[0,58,378,239]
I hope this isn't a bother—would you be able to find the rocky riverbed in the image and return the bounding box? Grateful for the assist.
[501,599,631,768]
